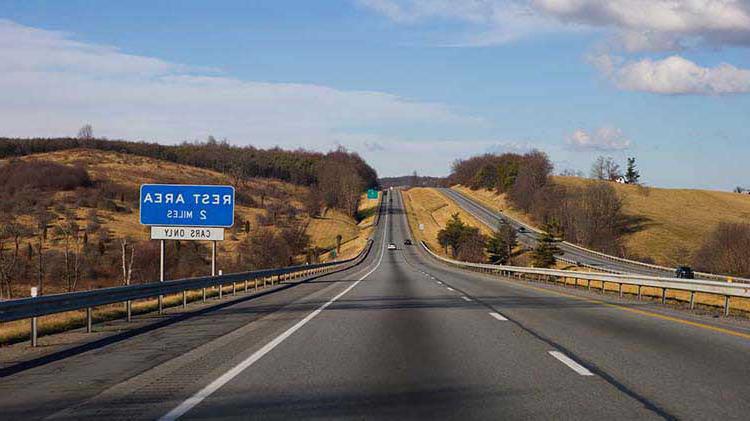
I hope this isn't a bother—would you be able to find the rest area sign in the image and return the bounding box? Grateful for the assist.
[139,184,235,227]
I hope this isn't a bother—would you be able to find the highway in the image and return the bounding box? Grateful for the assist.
[1,190,749,420]
[440,187,675,277]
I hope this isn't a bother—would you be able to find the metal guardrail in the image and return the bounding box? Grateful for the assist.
[420,241,750,316]
[446,187,749,283]
[0,239,374,345]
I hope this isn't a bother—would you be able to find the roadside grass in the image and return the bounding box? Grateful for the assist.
[452,185,537,229]
[0,279,277,346]
[306,192,380,261]
[550,277,750,314]
[401,188,492,258]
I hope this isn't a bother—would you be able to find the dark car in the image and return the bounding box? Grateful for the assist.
[403,239,412,246]
[675,266,695,279]
[517,227,526,233]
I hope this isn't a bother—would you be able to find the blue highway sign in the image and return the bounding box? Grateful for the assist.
[140,184,235,227]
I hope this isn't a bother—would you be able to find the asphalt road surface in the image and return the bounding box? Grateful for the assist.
[0,190,748,420]
[440,187,676,277]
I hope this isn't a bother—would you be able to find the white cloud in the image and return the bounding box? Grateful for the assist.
[532,0,750,50]
[596,54,750,94]
[0,20,477,150]
[566,127,631,151]
[358,0,564,46]
[360,1,750,50]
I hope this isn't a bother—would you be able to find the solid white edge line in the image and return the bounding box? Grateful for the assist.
[488,312,508,321]
[159,209,390,421]
[548,351,594,376]
[446,287,455,292]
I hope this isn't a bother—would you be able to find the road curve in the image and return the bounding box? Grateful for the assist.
[440,187,675,277]
[0,190,747,420]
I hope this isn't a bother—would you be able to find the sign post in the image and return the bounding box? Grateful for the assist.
[140,184,234,311]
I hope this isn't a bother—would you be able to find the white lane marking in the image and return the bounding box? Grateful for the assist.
[548,351,594,376]
[488,312,508,321]
[159,212,390,421]
[461,296,472,302]
[446,287,455,292]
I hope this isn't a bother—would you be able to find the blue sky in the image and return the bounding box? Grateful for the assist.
[1,0,749,190]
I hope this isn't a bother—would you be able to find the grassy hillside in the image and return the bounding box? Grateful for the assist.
[402,188,492,257]
[0,149,372,297]
[306,192,381,261]
[454,178,750,267]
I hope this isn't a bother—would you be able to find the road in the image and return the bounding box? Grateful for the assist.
[440,187,675,277]
[0,190,748,420]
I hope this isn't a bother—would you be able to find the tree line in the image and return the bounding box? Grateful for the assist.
[0,136,378,217]
[449,151,628,256]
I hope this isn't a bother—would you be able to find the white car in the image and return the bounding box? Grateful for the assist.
[387,243,397,250]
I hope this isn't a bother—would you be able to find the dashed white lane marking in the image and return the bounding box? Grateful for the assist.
[548,351,594,376]
[446,287,455,292]
[159,210,391,420]
[488,312,508,321]
[461,296,472,302]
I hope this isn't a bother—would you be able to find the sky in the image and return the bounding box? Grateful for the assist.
[1,0,749,190]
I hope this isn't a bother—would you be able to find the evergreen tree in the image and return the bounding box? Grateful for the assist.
[625,157,640,184]
[486,224,517,264]
[532,223,562,268]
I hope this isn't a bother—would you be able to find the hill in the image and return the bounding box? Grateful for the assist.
[0,149,374,299]
[454,178,750,268]
[401,188,492,257]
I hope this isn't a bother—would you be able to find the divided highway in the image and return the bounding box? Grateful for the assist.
[440,188,675,277]
[0,190,748,420]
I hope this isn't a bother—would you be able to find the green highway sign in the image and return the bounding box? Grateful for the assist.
[367,189,378,199]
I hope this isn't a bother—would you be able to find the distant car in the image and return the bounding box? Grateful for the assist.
[517,227,526,233]
[403,239,412,246]
[388,243,397,250]
[676,266,695,279]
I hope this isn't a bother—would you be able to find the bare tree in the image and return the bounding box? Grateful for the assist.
[54,215,82,292]
[33,209,53,295]
[0,221,25,299]
[77,124,93,140]
[591,156,622,181]
[695,223,750,277]
[121,238,136,286]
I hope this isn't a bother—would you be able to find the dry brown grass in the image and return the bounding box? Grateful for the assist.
[454,180,750,268]
[1,149,301,261]
[554,176,750,266]
[402,188,492,257]
[306,192,380,261]
[452,185,537,229]
[0,280,274,345]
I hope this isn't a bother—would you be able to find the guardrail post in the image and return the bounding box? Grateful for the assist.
[689,291,695,310]
[31,317,38,347]
[587,280,591,291]
[86,307,93,333]
[601,281,606,293]
[724,296,730,317]
[618,283,623,298]
[661,288,667,304]
[637,285,642,300]
[126,300,132,322]
[182,290,187,309]
[244,279,248,292]
[202,287,207,303]
[232,282,236,296]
